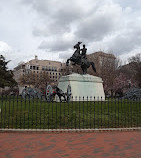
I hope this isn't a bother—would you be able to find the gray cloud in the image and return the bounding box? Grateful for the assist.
[75,3,122,41]
[59,51,72,61]
[39,37,75,52]
[0,0,141,69]
[31,0,86,38]
[30,0,126,53]
[30,0,123,52]
[22,0,141,59]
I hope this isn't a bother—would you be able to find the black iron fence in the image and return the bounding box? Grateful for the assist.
[0,95,141,129]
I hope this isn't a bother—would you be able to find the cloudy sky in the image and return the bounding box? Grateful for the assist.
[0,0,141,69]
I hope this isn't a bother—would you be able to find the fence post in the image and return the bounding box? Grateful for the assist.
[47,99,50,129]
[71,96,74,129]
[28,97,30,129]
[83,96,84,129]
[101,96,102,128]
[90,96,92,129]
[0,95,3,128]
[4,95,7,129]
[136,98,138,127]
[114,97,116,128]
[94,96,95,129]
[52,98,54,129]
[117,97,119,128]
[75,96,77,129]
[79,96,80,129]
[20,95,22,129]
[63,97,65,129]
[55,97,57,129]
[32,97,34,129]
[86,96,88,129]
[59,98,61,129]
[97,96,99,129]
[108,97,109,128]
[67,97,70,129]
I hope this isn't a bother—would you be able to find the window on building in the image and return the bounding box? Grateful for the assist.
[42,66,45,70]
[46,66,48,71]
[22,65,25,69]
[49,66,51,71]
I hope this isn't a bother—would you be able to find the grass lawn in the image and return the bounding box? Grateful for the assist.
[0,96,141,129]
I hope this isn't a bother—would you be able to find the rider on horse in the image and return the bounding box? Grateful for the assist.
[72,42,82,63]
[73,42,87,61]
[80,44,87,66]
[66,42,96,74]
[74,41,82,50]
[81,44,87,59]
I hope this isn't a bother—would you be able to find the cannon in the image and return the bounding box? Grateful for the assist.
[46,84,71,102]
[122,88,141,100]
[22,87,43,99]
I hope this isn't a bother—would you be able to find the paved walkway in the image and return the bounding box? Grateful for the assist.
[0,131,141,158]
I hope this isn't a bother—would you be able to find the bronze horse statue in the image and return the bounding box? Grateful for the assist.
[66,42,96,74]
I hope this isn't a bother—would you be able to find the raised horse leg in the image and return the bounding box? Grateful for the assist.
[66,56,76,66]
[66,58,70,66]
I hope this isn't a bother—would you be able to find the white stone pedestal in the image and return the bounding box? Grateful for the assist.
[58,73,105,101]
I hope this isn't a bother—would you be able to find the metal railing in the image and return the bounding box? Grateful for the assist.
[0,95,141,129]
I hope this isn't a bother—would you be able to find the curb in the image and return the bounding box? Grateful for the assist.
[0,127,141,133]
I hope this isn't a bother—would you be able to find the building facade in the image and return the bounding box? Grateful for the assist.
[13,56,66,87]
[87,51,116,75]
[13,52,116,91]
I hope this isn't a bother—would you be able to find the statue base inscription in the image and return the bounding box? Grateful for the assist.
[58,73,105,101]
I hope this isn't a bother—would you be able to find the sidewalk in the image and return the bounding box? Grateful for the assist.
[0,131,141,158]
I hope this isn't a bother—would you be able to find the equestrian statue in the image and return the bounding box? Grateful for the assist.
[66,42,96,74]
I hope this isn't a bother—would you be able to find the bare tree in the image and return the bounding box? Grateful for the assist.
[128,53,141,87]
[96,56,120,95]
[19,73,35,87]
[37,72,52,88]
[19,72,52,89]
